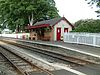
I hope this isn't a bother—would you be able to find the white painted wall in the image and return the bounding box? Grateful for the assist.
[54,20,72,41]
[0,33,30,39]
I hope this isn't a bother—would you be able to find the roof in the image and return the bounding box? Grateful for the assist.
[27,17,74,29]
[34,17,61,26]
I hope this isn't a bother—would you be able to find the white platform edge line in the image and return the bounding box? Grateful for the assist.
[31,41,100,58]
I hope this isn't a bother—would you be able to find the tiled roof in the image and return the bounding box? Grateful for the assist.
[34,17,61,26]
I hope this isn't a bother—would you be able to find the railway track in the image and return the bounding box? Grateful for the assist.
[0,38,100,75]
[0,52,19,75]
[0,45,54,75]
[0,39,95,66]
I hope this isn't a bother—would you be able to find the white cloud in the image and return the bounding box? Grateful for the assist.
[54,0,98,23]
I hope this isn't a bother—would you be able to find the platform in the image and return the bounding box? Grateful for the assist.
[25,40,100,58]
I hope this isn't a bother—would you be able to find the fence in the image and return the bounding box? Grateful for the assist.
[0,33,30,39]
[64,32,100,47]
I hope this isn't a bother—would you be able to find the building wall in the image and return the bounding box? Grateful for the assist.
[54,20,72,41]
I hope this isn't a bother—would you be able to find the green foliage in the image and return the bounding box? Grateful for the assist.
[86,0,100,16]
[0,0,59,32]
[73,19,100,33]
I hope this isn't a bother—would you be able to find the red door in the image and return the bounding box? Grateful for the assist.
[57,28,61,41]
[64,28,68,32]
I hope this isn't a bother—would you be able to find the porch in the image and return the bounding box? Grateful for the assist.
[29,26,53,41]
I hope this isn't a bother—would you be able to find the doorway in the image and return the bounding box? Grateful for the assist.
[57,28,61,41]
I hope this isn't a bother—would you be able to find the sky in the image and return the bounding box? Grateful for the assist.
[54,0,99,23]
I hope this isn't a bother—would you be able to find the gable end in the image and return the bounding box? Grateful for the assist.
[52,17,74,28]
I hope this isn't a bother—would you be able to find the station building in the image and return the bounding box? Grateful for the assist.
[27,17,74,41]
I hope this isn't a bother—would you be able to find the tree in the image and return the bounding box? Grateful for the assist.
[73,19,100,33]
[86,0,100,17]
[0,0,59,32]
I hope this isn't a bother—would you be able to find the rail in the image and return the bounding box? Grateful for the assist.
[0,45,53,75]
[1,39,97,65]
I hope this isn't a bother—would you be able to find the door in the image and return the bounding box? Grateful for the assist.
[57,28,61,41]
[64,28,68,33]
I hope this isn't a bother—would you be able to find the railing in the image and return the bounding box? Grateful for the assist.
[64,32,100,47]
[0,33,30,39]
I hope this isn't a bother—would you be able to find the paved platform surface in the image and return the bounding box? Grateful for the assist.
[27,40,100,58]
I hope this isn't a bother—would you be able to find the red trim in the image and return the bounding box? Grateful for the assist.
[27,24,49,29]
[57,27,61,41]
[64,28,68,32]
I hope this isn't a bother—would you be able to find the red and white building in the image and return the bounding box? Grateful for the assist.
[27,17,74,41]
